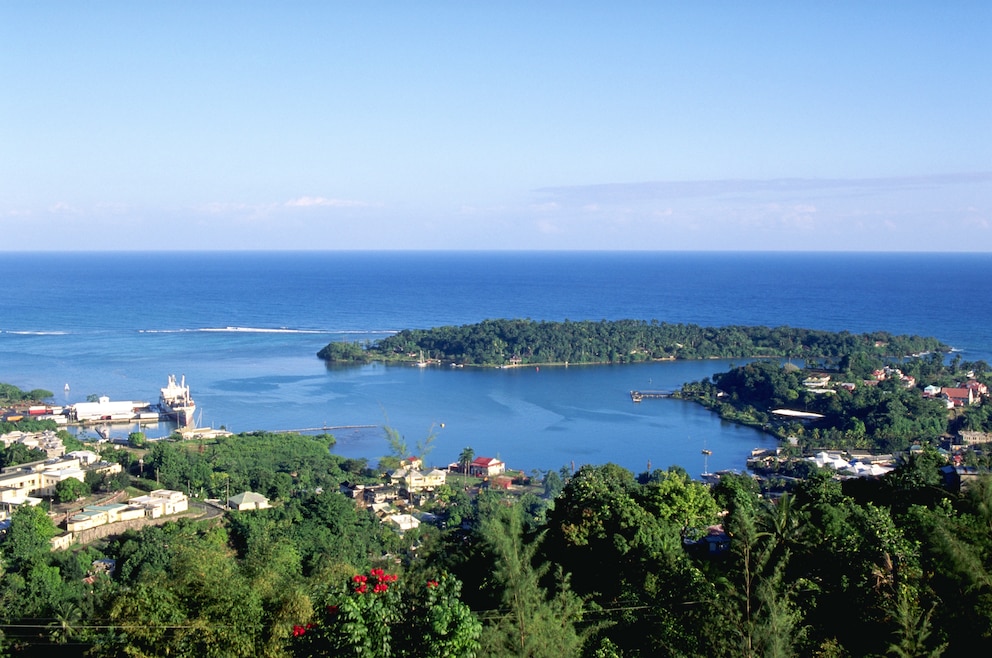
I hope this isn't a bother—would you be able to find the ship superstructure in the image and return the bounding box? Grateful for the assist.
[159,374,196,428]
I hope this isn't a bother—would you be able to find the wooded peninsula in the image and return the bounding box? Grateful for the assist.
[317,318,949,366]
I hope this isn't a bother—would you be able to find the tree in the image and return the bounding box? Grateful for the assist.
[296,567,481,657]
[636,468,719,541]
[2,503,58,571]
[54,477,89,503]
[0,442,46,468]
[478,503,585,658]
[127,431,147,448]
[459,446,475,485]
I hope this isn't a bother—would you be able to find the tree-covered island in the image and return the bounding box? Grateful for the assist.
[318,318,949,367]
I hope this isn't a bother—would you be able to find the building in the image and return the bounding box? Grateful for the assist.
[70,396,150,422]
[0,457,87,501]
[66,503,146,532]
[1,430,65,459]
[469,457,506,477]
[127,489,188,518]
[390,467,447,492]
[227,491,271,511]
[384,513,420,534]
[942,387,976,407]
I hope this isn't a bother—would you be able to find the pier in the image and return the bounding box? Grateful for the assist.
[271,424,378,434]
[630,390,673,402]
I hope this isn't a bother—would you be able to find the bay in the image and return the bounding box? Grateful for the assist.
[2,251,990,476]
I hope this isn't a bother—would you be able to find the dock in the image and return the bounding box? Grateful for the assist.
[630,390,673,402]
[270,424,378,434]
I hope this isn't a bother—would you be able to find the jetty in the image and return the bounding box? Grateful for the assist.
[630,390,673,402]
[271,424,378,434]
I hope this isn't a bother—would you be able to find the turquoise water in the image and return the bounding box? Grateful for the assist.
[2,251,990,475]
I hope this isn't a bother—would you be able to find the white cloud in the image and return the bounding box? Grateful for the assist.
[48,202,78,214]
[284,196,369,208]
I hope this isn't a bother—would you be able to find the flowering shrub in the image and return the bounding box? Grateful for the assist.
[292,569,480,657]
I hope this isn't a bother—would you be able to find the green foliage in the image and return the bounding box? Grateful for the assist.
[478,503,585,658]
[318,320,949,367]
[0,382,53,404]
[316,341,370,363]
[54,477,89,503]
[97,522,267,657]
[1,503,58,571]
[141,431,352,500]
[687,357,963,452]
[0,442,46,468]
[543,464,716,655]
[296,568,481,657]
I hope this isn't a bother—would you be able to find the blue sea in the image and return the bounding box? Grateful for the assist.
[2,251,991,477]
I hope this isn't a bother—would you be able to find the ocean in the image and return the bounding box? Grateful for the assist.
[2,251,990,476]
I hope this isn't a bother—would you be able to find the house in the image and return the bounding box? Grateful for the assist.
[66,450,101,466]
[66,503,146,532]
[390,467,426,491]
[384,513,420,534]
[339,482,365,498]
[51,533,74,551]
[362,486,398,505]
[942,387,976,407]
[803,375,831,388]
[941,465,987,493]
[127,489,188,518]
[391,466,447,492]
[227,491,271,511]
[702,524,731,553]
[423,468,447,488]
[965,380,989,396]
[1,430,66,458]
[369,502,397,518]
[470,457,506,477]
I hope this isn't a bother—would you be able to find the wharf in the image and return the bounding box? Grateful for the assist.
[630,390,673,402]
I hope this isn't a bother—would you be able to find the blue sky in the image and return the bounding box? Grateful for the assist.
[2,2,990,251]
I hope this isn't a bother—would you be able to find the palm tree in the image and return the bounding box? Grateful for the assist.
[48,600,82,645]
[459,447,475,486]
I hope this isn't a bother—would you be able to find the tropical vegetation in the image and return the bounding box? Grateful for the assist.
[0,424,989,655]
[317,319,948,367]
[680,352,992,453]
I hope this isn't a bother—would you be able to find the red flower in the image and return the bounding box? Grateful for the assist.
[373,583,389,594]
[370,567,385,577]
[292,625,307,637]
[427,580,439,588]
[356,584,368,594]
[352,574,368,583]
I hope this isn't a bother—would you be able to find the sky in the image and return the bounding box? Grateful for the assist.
[2,1,990,251]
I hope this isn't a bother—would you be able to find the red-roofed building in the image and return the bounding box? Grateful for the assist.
[942,387,976,407]
[965,380,989,397]
[470,456,506,477]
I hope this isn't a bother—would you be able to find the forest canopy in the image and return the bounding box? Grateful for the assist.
[318,319,949,367]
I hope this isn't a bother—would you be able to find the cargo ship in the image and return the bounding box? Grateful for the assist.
[159,374,196,428]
